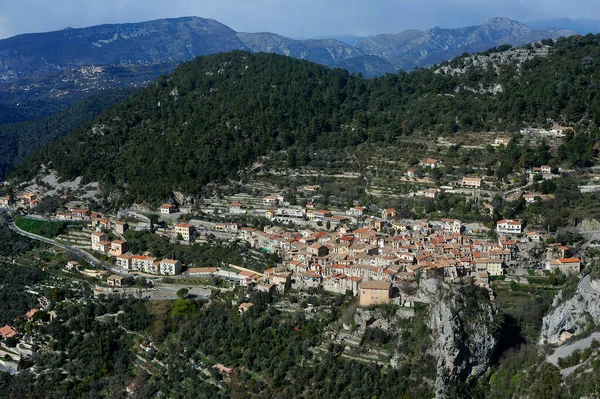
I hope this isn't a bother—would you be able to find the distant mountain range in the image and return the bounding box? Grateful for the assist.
[526,17,600,35]
[0,16,578,83]
[354,17,575,70]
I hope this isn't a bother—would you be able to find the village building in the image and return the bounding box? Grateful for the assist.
[91,232,110,251]
[175,223,195,241]
[229,202,246,214]
[114,221,129,235]
[263,196,279,207]
[0,325,19,339]
[420,158,440,169]
[159,259,181,275]
[116,255,133,270]
[131,255,156,273]
[0,196,11,207]
[548,257,582,275]
[160,204,178,214]
[461,177,482,189]
[496,219,522,235]
[359,280,392,306]
[107,275,125,287]
[381,208,395,220]
[238,302,254,314]
[109,240,129,256]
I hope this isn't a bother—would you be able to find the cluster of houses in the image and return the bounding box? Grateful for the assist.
[235,212,582,304]
[90,231,183,276]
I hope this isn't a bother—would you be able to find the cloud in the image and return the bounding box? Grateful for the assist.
[0,0,599,39]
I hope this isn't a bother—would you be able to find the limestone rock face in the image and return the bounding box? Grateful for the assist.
[427,283,499,399]
[540,275,600,345]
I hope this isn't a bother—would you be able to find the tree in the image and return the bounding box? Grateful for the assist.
[176,288,189,299]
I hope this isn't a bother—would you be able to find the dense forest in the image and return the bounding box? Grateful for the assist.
[0,88,136,179]
[11,34,600,204]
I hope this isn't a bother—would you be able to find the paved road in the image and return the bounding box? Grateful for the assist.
[547,331,600,377]
[544,275,600,377]
[0,208,103,267]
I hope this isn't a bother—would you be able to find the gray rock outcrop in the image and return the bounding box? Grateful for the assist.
[540,275,600,345]
[427,283,499,398]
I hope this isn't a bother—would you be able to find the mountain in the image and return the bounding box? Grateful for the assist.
[12,34,600,204]
[527,17,600,35]
[237,32,396,77]
[0,16,249,81]
[354,17,576,70]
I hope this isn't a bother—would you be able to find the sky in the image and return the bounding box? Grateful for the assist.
[0,0,599,40]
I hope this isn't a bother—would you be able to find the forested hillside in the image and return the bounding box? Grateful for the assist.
[0,88,136,179]
[12,34,600,204]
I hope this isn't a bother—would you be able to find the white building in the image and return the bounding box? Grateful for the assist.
[496,219,522,234]
[159,259,181,275]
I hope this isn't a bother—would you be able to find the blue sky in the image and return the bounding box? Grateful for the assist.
[0,0,599,39]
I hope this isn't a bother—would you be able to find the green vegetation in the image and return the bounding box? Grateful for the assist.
[0,88,136,178]
[124,229,277,272]
[13,216,68,238]
[12,34,600,205]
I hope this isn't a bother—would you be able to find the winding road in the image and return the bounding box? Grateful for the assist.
[0,208,103,267]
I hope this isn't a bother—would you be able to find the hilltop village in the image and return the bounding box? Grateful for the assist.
[0,154,584,308]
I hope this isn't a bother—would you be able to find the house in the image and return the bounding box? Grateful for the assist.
[0,196,11,207]
[557,258,581,275]
[441,219,462,234]
[422,189,438,199]
[493,137,512,146]
[541,165,552,174]
[271,272,291,293]
[188,267,218,276]
[420,158,440,169]
[131,255,156,273]
[359,280,392,306]
[215,223,239,233]
[263,196,279,207]
[109,240,129,256]
[213,364,233,377]
[159,259,181,275]
[0,325,19,339]
[91,232,109,251]
[475,259,504,276]
[72,209,91,220]
[311,209,332,222]
[25,308,40,320]
[406,169,416,178]
[525,231,541,242]
[175,223,195,241]
[461,177,482,189]
[257,282,276,293]
[308,243,329,257]
[381,208,395,220]
[160,204,178,214]
[116,255,133,270]
[523,193,540,204]
[21,192,38,207]
[107,275,125,287]
[229,202,246,214]
[348,206,366,217]
[238,302,254,314]
[114,221,129,235]
[93,218,111,231]
[496,219,522,235]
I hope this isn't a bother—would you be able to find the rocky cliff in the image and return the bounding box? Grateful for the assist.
[425,281,500,398]
[540,275,600,345]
